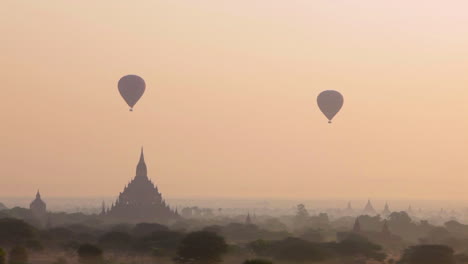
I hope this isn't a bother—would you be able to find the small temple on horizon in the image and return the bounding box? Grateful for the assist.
[102,148,179,223]
[382,202,391,217]
[362,199,377,215]
[30,190,47,226]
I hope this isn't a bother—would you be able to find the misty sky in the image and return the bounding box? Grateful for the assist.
[1,1,467,199]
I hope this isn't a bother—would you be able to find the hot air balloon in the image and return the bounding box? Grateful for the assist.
[317,90,344,123]
[118,75,146,111]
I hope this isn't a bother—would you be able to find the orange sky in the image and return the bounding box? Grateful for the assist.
[1,1,467,199]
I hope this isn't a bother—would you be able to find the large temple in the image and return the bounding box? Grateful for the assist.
[103,148,179,223]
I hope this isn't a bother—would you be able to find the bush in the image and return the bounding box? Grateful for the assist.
[249,236,386,263]
[269,237,331,262]
[9,247,28,264]
[398,245,455,264]
[135,230,183,256]
[77,244,103,264]
[0,219,37,246]
[0,248,5,264]
[132,223,168,237]
[175,231,227,264]
[98,232,132,252]
[334,235,386,261]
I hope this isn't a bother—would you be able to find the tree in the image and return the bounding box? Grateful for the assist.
[132,223,169,237]
[356,215,382,232]
[388,212,412,225]
[145,230,183,249]
[398,245,455,264]
[0,248,5,264]
[295,204,309,219]
[45,227,75,241]
[42,227,76,250]
[335,234,386,262]
[221,223,261,242]
[98,231,132,252]
[77,244,103,264]
[134,230,184,256]
[248,240,272,257]
[9,247,28,264]
[268,237,331,262]
[300,229,325,243]
[0,218,37,246]
[262,218,287,232]
[175,231,227,264]
[294,204,310,231]
[419,227,454,247]
[109,224,133,233]
[386,212,424,242]
[203,225,222,234]
[310,213,330,229]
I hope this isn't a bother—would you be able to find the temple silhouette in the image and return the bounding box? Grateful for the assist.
[362,199,377,215]
[103,148,179,223]
[382,202,391,217]
[30,190,47,226]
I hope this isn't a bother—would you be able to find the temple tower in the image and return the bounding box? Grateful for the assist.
[106,148,178,223]
[382,202,391,217]
[353,218,361,233]
[30,190,47,225]
[363,199,377,215]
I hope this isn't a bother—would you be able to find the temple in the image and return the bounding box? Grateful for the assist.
[362,199,377,215]
[245,213,252,225]
[104,148,179,223]
[407,205,414,215]
[343,201,354,216]
[382,202,391,217]
[353,218,361,233]
[30,190,47,226]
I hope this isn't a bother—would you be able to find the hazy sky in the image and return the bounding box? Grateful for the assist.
[1,1,467,200]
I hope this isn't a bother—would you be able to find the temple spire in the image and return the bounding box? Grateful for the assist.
[101,201,106,215]
[140,147,145,163]
[246,212,252,225]
[353,218,361,233]
[382,202,391,217]
[363,199,376,215]
[36,190,41,199]
[136,147,148,178]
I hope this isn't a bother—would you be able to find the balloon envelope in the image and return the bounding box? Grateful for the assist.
[118,75,146,110]
[317,90,344,123]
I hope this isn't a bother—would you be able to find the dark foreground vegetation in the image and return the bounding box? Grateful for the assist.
[2,205,468,264]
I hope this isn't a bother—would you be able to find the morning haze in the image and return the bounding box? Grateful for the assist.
[1,0,467,200]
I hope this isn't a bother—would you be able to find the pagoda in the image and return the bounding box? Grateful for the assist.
[30,190,47,225]
[382,202,391,217]
[105,148,178,223]
[362,199,377,215]
[343,201,354,216]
